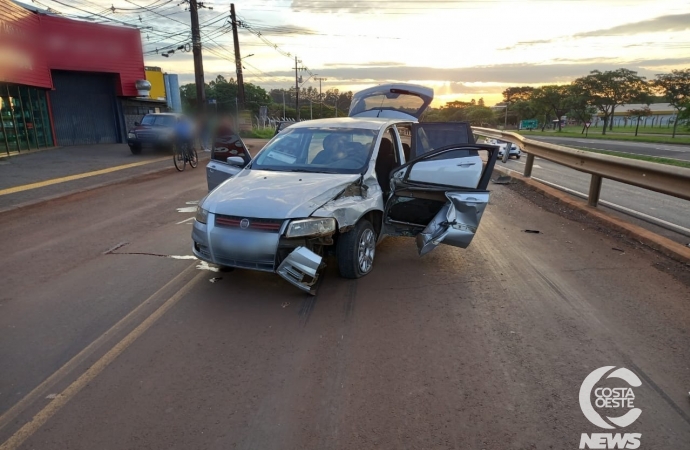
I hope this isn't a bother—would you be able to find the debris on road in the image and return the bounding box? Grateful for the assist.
[524,230,541,234]
[492,175,513,185]
[196,261,219,272]
[281,302,290,308]
[209,277,222,283]
[612,247,625,253]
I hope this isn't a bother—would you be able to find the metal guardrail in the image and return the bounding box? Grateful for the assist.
[472,127,690,207]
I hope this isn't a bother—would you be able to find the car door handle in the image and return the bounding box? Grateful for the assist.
[457,162,476,167]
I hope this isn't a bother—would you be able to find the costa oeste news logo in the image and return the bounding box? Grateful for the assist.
[579,366,642,449]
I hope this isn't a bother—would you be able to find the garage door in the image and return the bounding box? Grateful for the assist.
[49,71,121,146]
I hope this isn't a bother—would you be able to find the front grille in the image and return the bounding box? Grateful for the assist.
[215,215,284,233]
[215,256,275,272]
[136,131,156,140]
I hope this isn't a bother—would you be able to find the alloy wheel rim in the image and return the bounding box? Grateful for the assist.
[358,229,375,273]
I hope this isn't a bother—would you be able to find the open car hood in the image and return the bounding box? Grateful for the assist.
[204,170,361,219]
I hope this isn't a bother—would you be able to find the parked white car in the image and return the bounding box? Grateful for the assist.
[192,84,498,293]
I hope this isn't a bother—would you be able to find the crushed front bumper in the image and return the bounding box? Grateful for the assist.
[192,216,324,292]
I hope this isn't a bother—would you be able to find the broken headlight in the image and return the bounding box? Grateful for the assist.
[286,218,336,238]
[195,206,209,224]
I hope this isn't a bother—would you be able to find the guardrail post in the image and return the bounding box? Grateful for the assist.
[588,174,603,207]
[523,153,535,178]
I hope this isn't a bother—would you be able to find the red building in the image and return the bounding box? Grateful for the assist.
[0,0,151,153]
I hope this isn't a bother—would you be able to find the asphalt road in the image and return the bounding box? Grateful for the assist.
[497,156,690,241]
[526,135,690,161]
[1,168,689,449]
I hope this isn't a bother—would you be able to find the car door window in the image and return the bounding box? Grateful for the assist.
[412,122,474,158]
[395,124,412,163]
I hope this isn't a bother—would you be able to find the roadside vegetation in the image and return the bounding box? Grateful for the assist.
[519,129,690,145]
[571,146,690,169]
[240,128,275,139]
[177,68,689,142]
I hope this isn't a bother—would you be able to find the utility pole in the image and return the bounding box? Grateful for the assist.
[292,57,309,120]
[282,90,285,118]
[230,3,245,109]
[294,56,300,120]
[189,0,206,112]
[315,77,327,118]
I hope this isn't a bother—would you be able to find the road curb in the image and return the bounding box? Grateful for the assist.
[492,165,690,265]
[0,154,209,216]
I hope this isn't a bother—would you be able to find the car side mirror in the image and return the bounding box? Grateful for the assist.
[227,156,245,166]
[134,121,140,126]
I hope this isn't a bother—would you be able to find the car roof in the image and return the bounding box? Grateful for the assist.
[285,117,411,131]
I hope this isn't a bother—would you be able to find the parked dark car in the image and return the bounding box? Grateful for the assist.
[127,113,182,154]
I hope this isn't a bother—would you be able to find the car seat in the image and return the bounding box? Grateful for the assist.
[375,138,396,193]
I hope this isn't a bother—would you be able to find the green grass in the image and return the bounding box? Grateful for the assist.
[518,129,690,145]
[554,124,688,136]
[240,128,275,139]
[571,146,690,169]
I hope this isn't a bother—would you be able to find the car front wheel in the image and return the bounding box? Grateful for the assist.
[129,145,141,155]
[337,219,376,279]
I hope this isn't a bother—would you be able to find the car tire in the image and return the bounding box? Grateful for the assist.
[516,154,521,160]
[130,145,141,155]
[337,219,376,279]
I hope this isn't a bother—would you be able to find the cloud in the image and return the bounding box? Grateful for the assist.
[500,39,554,50]
[323,61,405,67]
[261,57,690,85]
[290,0,374,13]
[575,13,690,37]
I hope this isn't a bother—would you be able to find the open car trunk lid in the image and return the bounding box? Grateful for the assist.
[348,83,433,120]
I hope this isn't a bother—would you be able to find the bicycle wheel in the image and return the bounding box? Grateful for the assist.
[188,146,199,168]
[174,144,186,172]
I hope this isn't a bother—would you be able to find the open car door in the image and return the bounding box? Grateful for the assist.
[206,131,252,191]
[383,125,498,256]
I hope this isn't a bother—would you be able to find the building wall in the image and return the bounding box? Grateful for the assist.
[0,0,51,88]
[0,0,145,96]
[145,67,166,101]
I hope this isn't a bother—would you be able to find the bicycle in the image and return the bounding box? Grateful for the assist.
[173,140,198,172]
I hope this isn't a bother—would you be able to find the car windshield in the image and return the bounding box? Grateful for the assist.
[140,115,176,127]
[251,127,377,174]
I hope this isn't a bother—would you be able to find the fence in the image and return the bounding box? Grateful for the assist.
[472,127,690,208]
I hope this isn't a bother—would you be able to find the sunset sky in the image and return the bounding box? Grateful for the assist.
[34,0,690,106]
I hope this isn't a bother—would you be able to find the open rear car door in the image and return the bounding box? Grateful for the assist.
[383,123,498,256]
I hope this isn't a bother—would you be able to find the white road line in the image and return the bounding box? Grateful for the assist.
[176,217,194,225]
[497,166,690,237]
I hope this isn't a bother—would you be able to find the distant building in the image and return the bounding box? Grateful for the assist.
[594,103,678,128]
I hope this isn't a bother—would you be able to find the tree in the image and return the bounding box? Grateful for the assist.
[530,85,570,131]
[653,69,690,138]
[565,84,597,134]
[478,97,485,107]
[573,69,650,135]
[627,107,652,136]
[502,86,535,103]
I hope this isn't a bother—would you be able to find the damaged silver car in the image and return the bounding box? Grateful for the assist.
[192,83,498,293]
